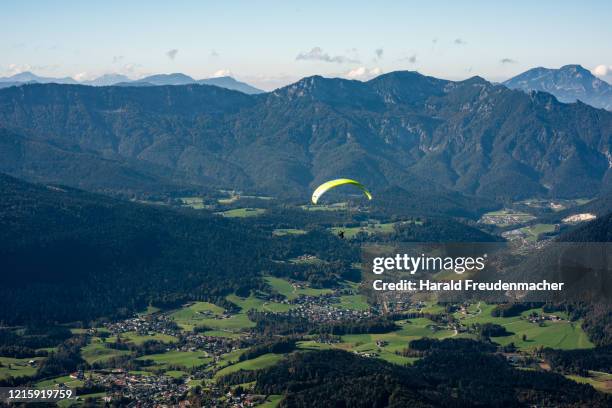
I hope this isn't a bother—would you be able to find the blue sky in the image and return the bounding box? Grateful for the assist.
[2,1,611,90]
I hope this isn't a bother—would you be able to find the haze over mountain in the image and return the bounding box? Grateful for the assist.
[122,73,264,94]
[504,65,612,111]
[0,71,264,94]
[0,71,78,87]
[0,71,610,201]
[82,73,131,86]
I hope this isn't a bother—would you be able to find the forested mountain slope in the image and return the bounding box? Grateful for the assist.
[0,72,610,200]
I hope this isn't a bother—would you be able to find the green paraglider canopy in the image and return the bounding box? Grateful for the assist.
[311,178,372,205]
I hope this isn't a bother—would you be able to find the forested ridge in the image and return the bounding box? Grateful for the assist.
[220,347,610,407]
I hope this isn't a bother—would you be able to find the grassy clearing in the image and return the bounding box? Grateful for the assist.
[455,304,593,350]
[216,208,266,218]
[214,349,247,370]
[169,294,281,332]
[218,195,273,205]
[81,339,130,364]
[64,391,106,406]
[492,319,593,350]
[168,302,231,331]
[36,375,84,389]
[107,331,178,345]
[330,222,400,239]
[566,371,612,393]
[169,302,224,320]
[301,203,347,211]
[258,395,283,407]
[184,313,254,331]
[164,370,188,379]
[138,305,161,316]
[201,330,241,338]
[335,294,370,311]
[265,276,332,301]
[214,353,283,379]
[299,317,451,366]
[0,356,41,379]
[137,351,211,369]
[520,223,556,241]
[272,228,307,236]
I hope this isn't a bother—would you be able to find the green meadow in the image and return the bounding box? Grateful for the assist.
[265,276,332,300]
[81,339,130,364]
[137,350,212,369]
[214,353,284,379]
[0,356,41,379]
[455,304,593,350]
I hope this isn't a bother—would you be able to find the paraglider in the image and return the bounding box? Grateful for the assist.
[311,178,372,205]
[311,178,372,239]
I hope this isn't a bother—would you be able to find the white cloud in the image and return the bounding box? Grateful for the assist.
[112,55,124,64]
[296,47,359,64]
[592,64,611,77]
[166,49,179,60]
[211,69,232,78]
[5,63,32,75]
[74,72,92,81]
[345,66,383,80]
[119,63,147,79]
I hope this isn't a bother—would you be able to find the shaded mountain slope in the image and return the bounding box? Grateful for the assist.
[0,173,269,324]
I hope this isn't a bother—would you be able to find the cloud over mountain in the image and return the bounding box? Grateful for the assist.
[166,49,179,60]
[296,47,359,64]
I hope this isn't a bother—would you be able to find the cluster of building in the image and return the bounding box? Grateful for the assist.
[180,332,252,358]
[285,294,373,323]
[525,312,563,324]
[479,212,534,226]
[92,370,188,406]
[104,315,180,337]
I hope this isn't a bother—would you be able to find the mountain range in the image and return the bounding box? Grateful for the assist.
[504,64,612,111]
[0,71,264,94]
[0,71,610,201]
